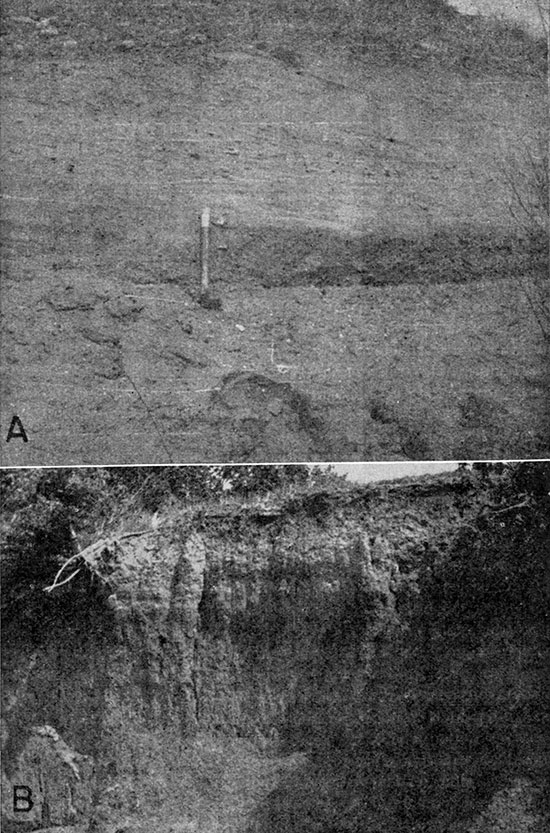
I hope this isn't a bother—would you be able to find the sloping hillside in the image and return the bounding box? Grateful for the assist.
[1,0,548,464]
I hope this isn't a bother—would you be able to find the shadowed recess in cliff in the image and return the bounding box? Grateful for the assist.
[1,585,115,777]
[245,472,550,833]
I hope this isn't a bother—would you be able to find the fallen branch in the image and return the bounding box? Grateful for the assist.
[43,528,159,593]
[490,498,532,517]
[44,568,82,592]
[43,553,83,593]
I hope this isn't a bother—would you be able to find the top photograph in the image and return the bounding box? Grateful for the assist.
[1,0,548,466]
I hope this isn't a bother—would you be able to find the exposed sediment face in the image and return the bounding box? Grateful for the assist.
[1,473,548,832]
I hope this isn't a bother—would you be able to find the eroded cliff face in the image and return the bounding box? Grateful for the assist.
[193,485,453,744]
[2,474,547,832]
[2,523,210,829]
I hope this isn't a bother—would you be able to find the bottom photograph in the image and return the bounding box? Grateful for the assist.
[1,462,549,833]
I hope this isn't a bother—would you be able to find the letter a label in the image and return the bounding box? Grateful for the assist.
[6,415,28,443]
[13,785,34,812]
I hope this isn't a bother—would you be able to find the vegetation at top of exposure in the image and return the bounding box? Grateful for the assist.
[1,461,548,620]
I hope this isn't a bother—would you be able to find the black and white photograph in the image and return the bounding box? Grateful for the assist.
[1,461,549,832]
[1,1,549,831]
[1,0,548,465]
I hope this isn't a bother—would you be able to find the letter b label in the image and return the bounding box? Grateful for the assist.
[13,785,33,812]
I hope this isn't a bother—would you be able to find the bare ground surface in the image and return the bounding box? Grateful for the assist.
[109,736,308,833]
[1,2,548,464]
